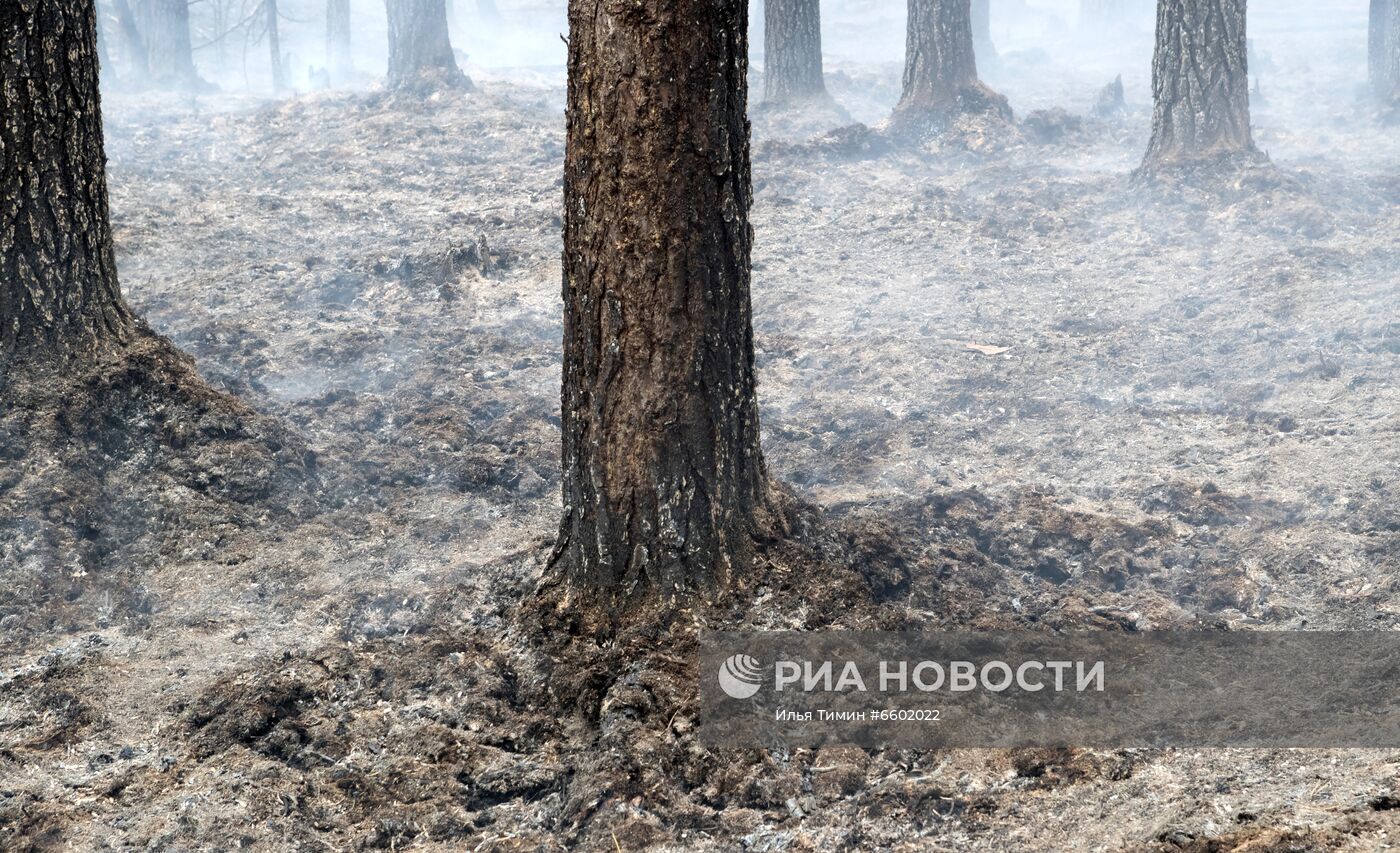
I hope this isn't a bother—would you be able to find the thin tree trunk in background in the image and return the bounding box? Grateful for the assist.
[265,0,286,92]
[384,0,472,91]
[326,0,352,83]
[1383,0,1400,103]
[1371,0,1389,97]
[210,0,226,67]
[891,0,1009,128]
[764,0,827,104]
[96,3,113,71]
[1080,0,1128,29]
[111,0,147,76]
[971,0,996,67]
[1,0,136,363]
[1140,0,1256,172]
[132,0,199,88]
[546,0,771,623]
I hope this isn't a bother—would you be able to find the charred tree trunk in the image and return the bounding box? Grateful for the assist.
[384,0,472,92]
[2,0,136,363]
[326,0,352,83]
[265,0,286,93]
[891,0,1009,131]
[546,0,772,623]
[1140,0,1258,173]
[132,0,199,88]
[763,0,827,104]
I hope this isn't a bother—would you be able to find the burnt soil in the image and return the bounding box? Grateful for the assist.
[3,17,1399,853]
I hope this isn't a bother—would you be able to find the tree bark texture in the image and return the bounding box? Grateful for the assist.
[1141,0,1256,170]
[893,0,1009,125]
[549,0,770,619]
[385,0,471,91]
[763,0,826,104]
[132,0,198,88]
[1,0,136,362]
[326,0,352,83]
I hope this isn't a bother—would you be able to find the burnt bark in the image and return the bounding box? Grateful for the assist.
[384,0,472,92]
[547,0,771,621]
[132,0,199,88]
[326,0,352,84]
[2,0,136,363]
[1140,0,1258,172]
[891,0,1009,128]
[763,0,827,104]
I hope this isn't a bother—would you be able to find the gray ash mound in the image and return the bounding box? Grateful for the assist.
[0,333,321,645]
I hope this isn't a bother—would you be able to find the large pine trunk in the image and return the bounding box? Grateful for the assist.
[547,0,771,622]
[2,0,135,362]
[763,0,827,104]
[132,0,199,88]
[891,0,1009,128]
[326,0,353,83]
[1140,0,1256,172]
[384,0,472,91]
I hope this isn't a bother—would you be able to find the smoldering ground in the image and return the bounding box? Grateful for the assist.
[2,0,1399,850]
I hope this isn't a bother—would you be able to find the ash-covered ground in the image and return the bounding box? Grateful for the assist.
[2,2,1399,850]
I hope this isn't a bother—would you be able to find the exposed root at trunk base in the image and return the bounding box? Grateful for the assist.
[386,67,476,99]
[529,484,857,639]
[882,85,1017,153]
[1131,148,1274,188]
